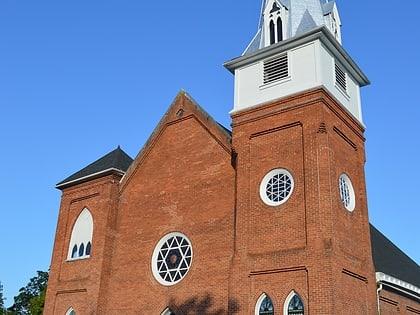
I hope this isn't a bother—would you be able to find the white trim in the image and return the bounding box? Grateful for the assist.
[376,272,420,301]
[260,168,294,206]
[339,173,355,212]
[65,307,75,315]
[151,232,193,286]
[56,168,126,189]
[255,293,274,315]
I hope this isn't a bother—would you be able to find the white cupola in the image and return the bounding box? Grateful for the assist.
[225,0,368,125]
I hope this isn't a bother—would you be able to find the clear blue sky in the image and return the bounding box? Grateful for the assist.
[0,0,419,306]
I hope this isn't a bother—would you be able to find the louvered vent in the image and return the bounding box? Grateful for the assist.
[263,53,288,84]
[335,63,347,92]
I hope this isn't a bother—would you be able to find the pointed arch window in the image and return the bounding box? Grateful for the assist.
[277,17,283,42]
[65,308,76,315]
[256,293,274,315]
[67,208,93,261]
[265,1,284,46]
[285,291,304,315]
[270,20,276,45]
[161,307,175,315]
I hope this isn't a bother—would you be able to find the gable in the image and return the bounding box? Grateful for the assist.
[120,90,233,193]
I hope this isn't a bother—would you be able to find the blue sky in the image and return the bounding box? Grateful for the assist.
[0,0,419,306]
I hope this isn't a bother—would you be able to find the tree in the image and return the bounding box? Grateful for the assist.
[8,271,48,315]
[0,281,6,315]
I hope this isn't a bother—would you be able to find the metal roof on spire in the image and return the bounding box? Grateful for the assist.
[244,0,339,55]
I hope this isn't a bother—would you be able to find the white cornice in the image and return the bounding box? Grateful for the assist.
[376,272,420,301]
[224,26,369,87]
[56,168,126,190]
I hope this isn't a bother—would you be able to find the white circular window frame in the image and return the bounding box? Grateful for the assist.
[339,173,355,212]
[259,168,294,206]
[151,232,193,286]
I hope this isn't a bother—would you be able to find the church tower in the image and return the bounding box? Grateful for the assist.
[225,0,378,314]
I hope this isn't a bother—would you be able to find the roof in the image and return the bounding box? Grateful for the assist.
[370,224,420,288]
[56,146,133,189]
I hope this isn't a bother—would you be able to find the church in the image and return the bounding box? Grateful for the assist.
[44,0,420,314]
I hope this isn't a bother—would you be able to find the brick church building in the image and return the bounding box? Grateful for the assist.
[44,0,420,314]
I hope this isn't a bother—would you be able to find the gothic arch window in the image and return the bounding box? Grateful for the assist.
[277,17,283,41]
[264,0,285,46]
[255,293,274,315]
[284,291,304,315]
[270,20,276,45]
[65,308,75,315]
[161,307,175,315]
[67,208,93,260]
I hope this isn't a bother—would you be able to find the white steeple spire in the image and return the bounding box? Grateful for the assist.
[244,0,341,55]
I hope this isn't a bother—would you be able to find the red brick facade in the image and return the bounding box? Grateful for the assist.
[43,88,420,315]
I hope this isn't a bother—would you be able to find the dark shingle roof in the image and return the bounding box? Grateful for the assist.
[56,146,133,189]
[371,224,420,288]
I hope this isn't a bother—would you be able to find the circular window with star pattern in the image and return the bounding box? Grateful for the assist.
[151,232,193,286]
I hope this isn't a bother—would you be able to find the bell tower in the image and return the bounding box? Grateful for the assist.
[225,1,377,314]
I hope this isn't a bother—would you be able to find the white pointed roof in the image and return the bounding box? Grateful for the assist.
[243,0,341,55]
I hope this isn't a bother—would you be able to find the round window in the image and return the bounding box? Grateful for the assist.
[151,232,193,286]
[339,173,355,211]
[260,168,294,206]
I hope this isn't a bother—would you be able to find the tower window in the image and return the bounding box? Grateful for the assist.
[260,168,294,206]
[256,293,274,315]
[270,20,276,45]
[277,17,283,41]
[263,53,289,84]
[335,63,347,92]
[67,208,93,261]
[339,173,355,211]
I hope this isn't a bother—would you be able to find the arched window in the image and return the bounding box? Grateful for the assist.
[161,307,175,315]
[277,17,283,41]
[256,293,274,315]
[65,307,76,315]
[71,245,78,258]
[284,291,304,315]
[86,241,92,256]
[270,20,276,45]
[67,208,93,260]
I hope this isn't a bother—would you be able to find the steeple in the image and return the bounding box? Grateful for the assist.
[244,0,341,55]
[225,0,367,124]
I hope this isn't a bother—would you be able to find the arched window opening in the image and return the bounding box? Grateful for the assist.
[161,307,175,315]
[65,307,76,315]
[256,293,274,315]
[86,241,92,256]
[277,17,283,42]
[67,208,93,260]
[78,243,85,257]
[285,292,304,315]
[71,245,78,259]
[269,20,276,45]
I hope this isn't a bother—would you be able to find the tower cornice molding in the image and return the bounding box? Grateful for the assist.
[225,26,369,88]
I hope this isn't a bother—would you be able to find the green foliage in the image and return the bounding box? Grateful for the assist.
[8,271,48,315]
[0,281,6,315]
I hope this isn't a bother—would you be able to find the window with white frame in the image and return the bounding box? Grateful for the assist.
[260,168,294,206]
[284,291,304,315]
[152,232,193,286]
[65,308,76,315]
[255,293,274,315]
[339,173,355,211]
[161,307,175,315]
[67,208,93,260]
